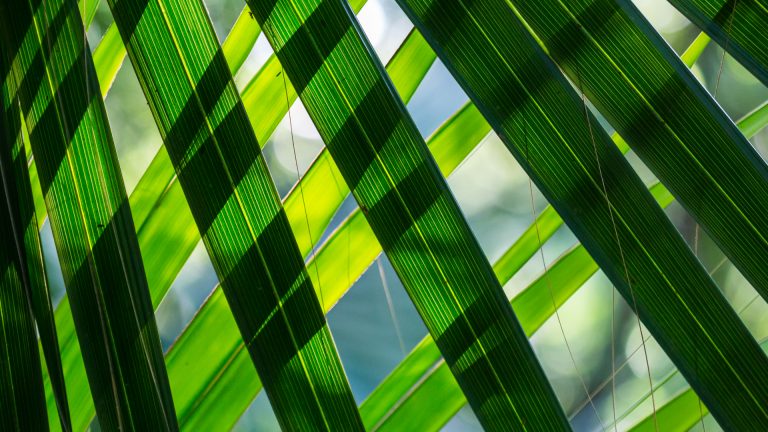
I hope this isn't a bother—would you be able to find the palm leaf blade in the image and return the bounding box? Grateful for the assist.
[105,0,363,428]
[667,0,768,86]
[392,0,768,428]
[0,75,51,432]
[509,0,768,303]
[0,0,177,429]
[363,184,672,431]
[166,27,433,430]
[39,7,266,426]
[247,0,571,429]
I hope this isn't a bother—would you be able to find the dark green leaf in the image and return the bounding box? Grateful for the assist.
[105,0,363,428]
[0,68,50,432]
[40,7,266,428]
[1,84,70,432]
[363,184,672,431]
[666,0,768,87]
[392,0,768,428]
[246,0,570,429]
[509,0,768,307]
[0,0,177,429]
[164,28,434,431]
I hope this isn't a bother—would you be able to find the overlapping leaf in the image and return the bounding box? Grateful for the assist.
[666,0,768,86]
[41,1,355,426]
[0,0,177,429]
[38,6,265,428]
[509,0,768,303]
[246,0,570,429]
[0,71,50,432]
[165,28,434,430]
[105,0,363,428]
[362,98,768,431]
[626,337,768,431]
[392,0,768,428]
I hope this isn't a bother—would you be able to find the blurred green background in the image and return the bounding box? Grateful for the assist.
[39,0,768,430]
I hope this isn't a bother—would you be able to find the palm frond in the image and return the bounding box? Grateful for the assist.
[667,0,768,86]
[359,182,670,431]
[1,64,70,430]
[629,389,705,432]
[392,0,768,427]
[1,0,765,430]
[627,339,768,431]
[247,0,572,428]
[164,28,432,431]
[0,69,51,432]
[510,0,768,301]
[361,97,768,428]
[105,0,363,428]
[39,5,264,426]
[0,0,177,429]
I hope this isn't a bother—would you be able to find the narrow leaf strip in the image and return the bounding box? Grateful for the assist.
[509,0,768,302]
[393,0,768,428]
[0,73,50,432]
[247,0,570,429]
[106,0,363,429]
[629,389,706,432]
[362,95,768,431]
[166,28,434,430]
[666,0,768,86]
[628,340,768,431]
[222,7,262,76]
[40,6,265,427]
[0,0,178,429]
[365,184,671,431]
[1,80,70,430]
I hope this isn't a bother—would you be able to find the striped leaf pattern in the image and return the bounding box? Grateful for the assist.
[246,0,570,429]
[1,75,70,431]
[667,0,768,86]
[391,0,768,428]
[509,0,768,302]
[105,0,363,429]
[0,0,765,429]
[0,75,50,432]
[0,0,177,429]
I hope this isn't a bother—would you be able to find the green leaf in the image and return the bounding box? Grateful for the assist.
[32,6,256,229]
[362,82,743,425]
[308,101,491,312]
[0,0,177,429]
[78,0,100,26]
[221,7,262,76]
[28,0,117,225]
[0,71,50,432]
[0,177,49,431]
[239,54,768,432]
[39,6,266,428]
[105,0,363,429]
[680,32,711,68]
[166,27,434,431]
[392,0,768,428]
[629,389,705,432]
[208,61,674,429]
[509,0,768,306]
[247,0,570,429]
[666,0,768,87]
[363,183,672,431]
[489,32,716,295]
[627,338,768,431]
[92,24,126,96]
[1,82,70,430]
